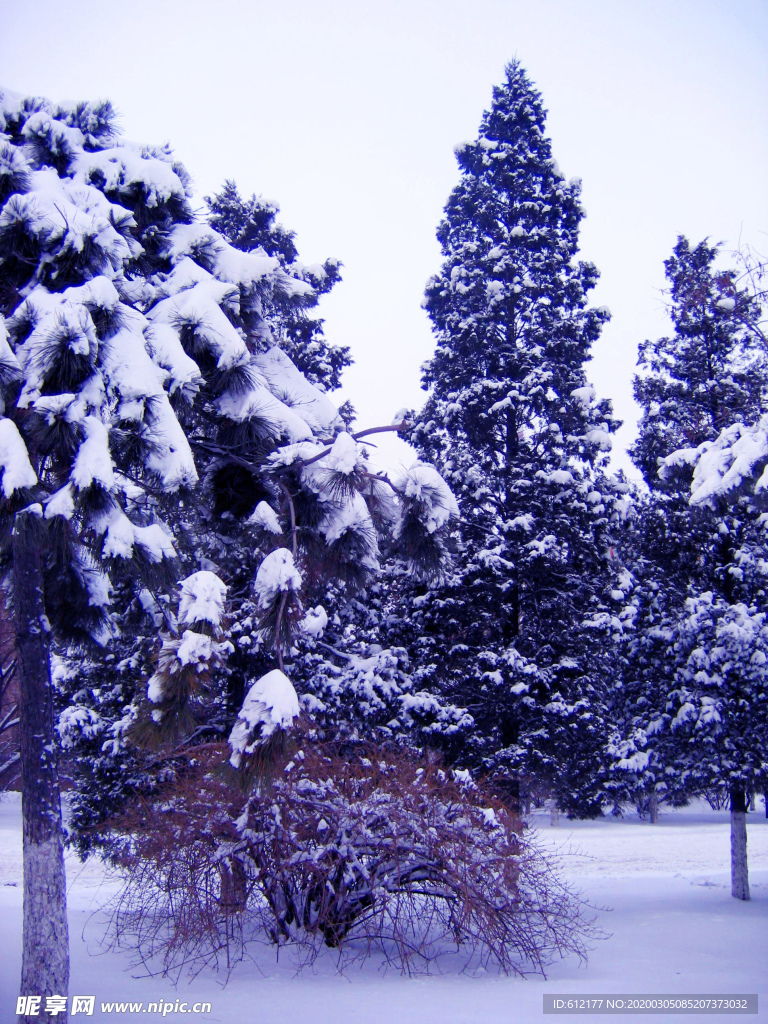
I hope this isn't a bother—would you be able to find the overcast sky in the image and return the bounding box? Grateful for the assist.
[2,0,766,478]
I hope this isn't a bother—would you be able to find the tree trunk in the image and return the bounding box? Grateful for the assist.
[550,799,560,827]
[729,786,750,901]
[649,792,658,824]
[504,404,520,640]
[13,517,69,1023]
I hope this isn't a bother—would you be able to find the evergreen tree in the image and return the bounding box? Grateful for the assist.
[617,236,768,896]
[5,140,460,856]
[630,237,766,484]
[398,61,627,814]
[205,180,350,395]
[0,91,461,1007]
[0,88,201,1021]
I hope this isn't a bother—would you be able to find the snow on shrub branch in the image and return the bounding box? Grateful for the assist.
[106,742,599,977]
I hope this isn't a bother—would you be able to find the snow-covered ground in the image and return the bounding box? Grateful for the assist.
[1,794,766,1023]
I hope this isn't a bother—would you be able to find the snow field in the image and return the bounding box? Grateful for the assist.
[1,796,766,1023]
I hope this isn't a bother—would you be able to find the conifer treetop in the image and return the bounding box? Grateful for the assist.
[632,236,767,489]
[417,60,616,502]
[204,179,349,393]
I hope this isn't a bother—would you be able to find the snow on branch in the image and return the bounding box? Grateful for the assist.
[178,570,228,629]
[398,462,459,533]
[661,415,768,506]
[228,668,300,769]
[0,418,37,497]
[254,549,302,610]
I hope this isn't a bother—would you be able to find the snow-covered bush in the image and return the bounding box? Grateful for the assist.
[104,742,596,977]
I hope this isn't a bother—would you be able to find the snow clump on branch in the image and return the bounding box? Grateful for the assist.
[228,669,300,768]
[662,415,768,507]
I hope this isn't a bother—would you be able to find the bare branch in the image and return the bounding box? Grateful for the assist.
[101,743,600,978]
[0,706,20,735]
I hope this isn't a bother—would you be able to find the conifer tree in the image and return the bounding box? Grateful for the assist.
[630,237,766,485]
[0,88,199,1021]
[0,87,459,1009]
[617,236,768,896]
[7,136,459,850]
[399,61,627,814]
[205,180,350,394]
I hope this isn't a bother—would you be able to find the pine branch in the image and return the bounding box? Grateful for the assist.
[278,482,298,558]
[0,705,20,735]
[284,422,407,473]
[274,590,289,673]
[315,640,355,662]
[0,752,21,783]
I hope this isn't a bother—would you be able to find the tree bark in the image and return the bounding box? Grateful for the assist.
[649,792,658,824]
[730,786,750,901]
[13,517,69,1023]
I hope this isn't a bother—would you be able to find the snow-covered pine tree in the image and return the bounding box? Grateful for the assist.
[618,236,768,897]
[0,88,205,1020]
[0,135,462,858]
[397,60,627,815]
[205,180,350,395]
[0,87,461,998]
[0,88,364,1012]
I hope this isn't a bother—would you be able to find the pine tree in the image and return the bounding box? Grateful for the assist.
[399,61,627,815]
[0,88,460,1002]
[0,88,200,1021]
[618,236,768,896]
[205,180,350,395]
[16,156,459,851]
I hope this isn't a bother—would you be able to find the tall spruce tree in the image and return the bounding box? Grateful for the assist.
[398,61,627,815]
[617,236,768,896]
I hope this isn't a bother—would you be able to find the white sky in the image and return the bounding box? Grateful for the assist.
[2,0,766,479]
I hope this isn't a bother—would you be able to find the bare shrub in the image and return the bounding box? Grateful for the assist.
[102,742,599,977]
[704,788,730,811]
